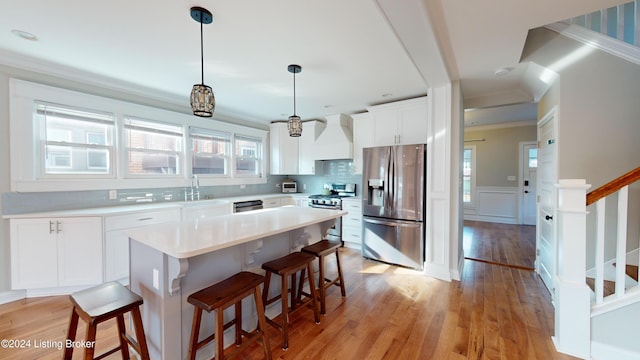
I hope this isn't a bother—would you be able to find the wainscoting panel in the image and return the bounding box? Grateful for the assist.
[464,186,518,224]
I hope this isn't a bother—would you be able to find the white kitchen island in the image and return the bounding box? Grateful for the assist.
[125,205,346,360]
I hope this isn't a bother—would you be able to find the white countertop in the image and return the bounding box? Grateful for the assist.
[1,193,319,219]
[125,206,346,259]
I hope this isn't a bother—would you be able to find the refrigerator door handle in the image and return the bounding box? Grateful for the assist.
[364,217,400,226]
[385,147,392,210]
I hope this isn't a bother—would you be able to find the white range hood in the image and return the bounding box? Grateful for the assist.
[313,114,353,160]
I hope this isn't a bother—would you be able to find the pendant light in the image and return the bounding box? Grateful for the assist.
[287,64,302,137]
[189,7,215,117]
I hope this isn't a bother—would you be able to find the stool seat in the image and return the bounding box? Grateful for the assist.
[301,240,346,314]
[70,282,143,321]
[64,282,150,360]
[262,252,319,349]
[262,252,316,275]
[187,271,271,360]
[301,239,341,257]
[188,271,265,311]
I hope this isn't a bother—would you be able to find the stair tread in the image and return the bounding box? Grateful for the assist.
[612,263,639,282]
[586,277,616,297]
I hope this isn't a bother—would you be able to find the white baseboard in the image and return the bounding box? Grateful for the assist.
[0,290,26,305]
[592,340,640,360]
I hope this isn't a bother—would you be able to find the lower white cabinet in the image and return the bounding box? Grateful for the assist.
[341,198,362,250]
[104,208,180,283]
[10,217,103,290]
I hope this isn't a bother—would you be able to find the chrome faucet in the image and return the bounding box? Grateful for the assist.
[185,175,200,201]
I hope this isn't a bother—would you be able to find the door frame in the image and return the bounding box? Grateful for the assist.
[519,141,538,225]
[536,106,558,297]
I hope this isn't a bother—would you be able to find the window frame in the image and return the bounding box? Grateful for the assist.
[189,126,232,177]
[9,79,267,192]
[233,134,263,178]
[36,101,116,178]
[463,145,477,206]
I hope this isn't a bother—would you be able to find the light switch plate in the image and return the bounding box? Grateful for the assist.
[507,176,516,181]
[108,189,117,200]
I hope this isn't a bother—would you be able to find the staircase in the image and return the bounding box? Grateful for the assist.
[555,167,640,359]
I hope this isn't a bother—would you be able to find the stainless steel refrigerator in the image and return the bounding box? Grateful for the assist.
[362,144,425,270]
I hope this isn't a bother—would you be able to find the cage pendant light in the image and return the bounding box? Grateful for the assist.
[287,64,302,137]
[190,7,215,117]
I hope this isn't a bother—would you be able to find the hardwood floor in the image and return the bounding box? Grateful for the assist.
[463,220,536,270]
[0,227,575,359]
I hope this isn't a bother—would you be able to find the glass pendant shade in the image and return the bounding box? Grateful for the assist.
[288,115,302,137]
[190,84,215,117]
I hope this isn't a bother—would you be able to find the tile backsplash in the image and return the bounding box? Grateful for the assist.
[1,160,362,215]
[289,159,362,195]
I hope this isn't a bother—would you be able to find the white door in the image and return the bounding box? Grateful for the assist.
[521,142,538,225]
[537,108,558,297]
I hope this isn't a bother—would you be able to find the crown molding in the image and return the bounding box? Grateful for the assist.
[546,22,640,67]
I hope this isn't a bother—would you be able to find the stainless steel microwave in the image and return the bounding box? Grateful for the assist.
[282,181,297,193]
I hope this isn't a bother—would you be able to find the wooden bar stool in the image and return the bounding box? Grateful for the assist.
[63,281,150,360]
[187,271,271,360]
[301,240,346,314]
[261,252,320,349]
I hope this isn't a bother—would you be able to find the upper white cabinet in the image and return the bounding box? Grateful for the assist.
[10,217,103,290]
[352,112,374,175]
[270,120,323,175]
[368,96,428,146]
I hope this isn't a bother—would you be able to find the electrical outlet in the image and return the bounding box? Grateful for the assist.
[108,189,117,200]
[240,184,246,189]
[276,183,281,188]
[303,184,307,190]
[153,269,159,290]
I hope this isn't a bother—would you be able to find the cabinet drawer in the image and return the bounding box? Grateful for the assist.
[343,215,362,228]
[342,226,362,244]
[105,209,180,231]
[341,201,362,214]
[262,198,282,208]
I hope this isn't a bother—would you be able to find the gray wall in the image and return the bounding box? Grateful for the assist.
[464,125,538,187]
[530,28,640,352]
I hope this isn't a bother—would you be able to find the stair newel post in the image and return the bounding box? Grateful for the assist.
[553,179,592,358]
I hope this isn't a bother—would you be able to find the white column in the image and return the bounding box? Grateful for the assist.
[553,179,592,358]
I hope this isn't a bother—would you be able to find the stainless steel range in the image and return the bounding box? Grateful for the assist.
[308,183,356,242]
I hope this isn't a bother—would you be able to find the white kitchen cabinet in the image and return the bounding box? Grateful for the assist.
[341,198,363,250]
[298,120,323,175]
[262,197,283,208]
[352,112,374,174]
[291,195,309,207]
[104,208,180,283]
[369,96,428,146]
[269,122,299,175]
[10,217,103,290]
[269,121,323,175]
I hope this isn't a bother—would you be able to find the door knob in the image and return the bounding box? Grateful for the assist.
[545,215,553,221]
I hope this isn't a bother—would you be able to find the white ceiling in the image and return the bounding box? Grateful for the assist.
[0,0,628,127]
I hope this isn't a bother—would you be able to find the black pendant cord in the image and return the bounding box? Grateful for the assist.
[292,71,297,116]
[200,20,204,85]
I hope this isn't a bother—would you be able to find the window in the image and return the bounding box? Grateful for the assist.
[10,79,268,192]
[528,148,538,168]
[37,102,115,175]
[124,117,183,176]
[463,146,476,205]
[189,127,231,175]
[234,135,262,177]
